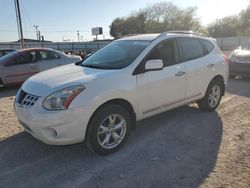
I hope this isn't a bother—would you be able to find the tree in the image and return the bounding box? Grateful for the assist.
[239,6,250,35]
[110,13,146,39]
[207,6,250,37]
[109,2,204,38]
[207,16,239,37]
[110,18,126,39]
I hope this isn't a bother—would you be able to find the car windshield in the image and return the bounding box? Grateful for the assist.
[81,40,150,69]
[0,51,18,63]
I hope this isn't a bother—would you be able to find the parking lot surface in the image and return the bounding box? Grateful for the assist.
[0,78,249,188]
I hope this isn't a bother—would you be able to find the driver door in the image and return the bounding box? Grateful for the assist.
[136,39,187,118]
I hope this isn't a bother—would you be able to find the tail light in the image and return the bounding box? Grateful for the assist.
[223,54,229,64]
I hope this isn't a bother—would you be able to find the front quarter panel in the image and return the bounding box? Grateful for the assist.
[69,69,138,119]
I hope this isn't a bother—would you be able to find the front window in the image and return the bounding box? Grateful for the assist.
[82,40,150,69]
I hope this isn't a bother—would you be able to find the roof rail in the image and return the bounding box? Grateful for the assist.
[160,30,205,37]
[119,33,142,39]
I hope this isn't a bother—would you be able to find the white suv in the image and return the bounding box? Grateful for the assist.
[14,31,229,155]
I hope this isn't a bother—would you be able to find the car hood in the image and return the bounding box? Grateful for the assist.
[21,63,114,96]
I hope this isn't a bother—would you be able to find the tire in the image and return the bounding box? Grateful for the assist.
[197,80,223,112]
[85,104,131,155]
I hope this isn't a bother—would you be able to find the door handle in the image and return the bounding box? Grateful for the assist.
[175,71,186,76]
[207,63,214,68]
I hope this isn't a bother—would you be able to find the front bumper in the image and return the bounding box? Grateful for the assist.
[14,100,94,145]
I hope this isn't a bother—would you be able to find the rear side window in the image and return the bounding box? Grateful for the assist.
[202,39,214,54]
[179,38,204,62]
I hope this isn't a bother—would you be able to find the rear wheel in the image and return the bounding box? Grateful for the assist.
[197,80,223,112]
[85,104,131,155]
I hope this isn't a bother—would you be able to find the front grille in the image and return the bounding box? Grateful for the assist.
[17,89,39,107]
[17,90,27,104]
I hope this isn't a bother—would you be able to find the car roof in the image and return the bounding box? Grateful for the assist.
[117,31,213,42]
[18,48,55,52]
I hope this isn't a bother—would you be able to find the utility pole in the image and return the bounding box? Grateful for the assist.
[77,30,80,42]
[34,25,39,40]
[38,31,41,41]
[14,0,24,49]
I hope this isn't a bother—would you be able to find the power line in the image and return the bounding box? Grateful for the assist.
[0,29,110,34]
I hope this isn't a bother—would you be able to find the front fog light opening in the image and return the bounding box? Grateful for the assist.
[48,128,58,138]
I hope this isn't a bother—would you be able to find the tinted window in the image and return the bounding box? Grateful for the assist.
[179,38,204,61]
[202,39,214,54]
[26,51,37,63]
[40,50,60,60]
[147,40,177,67]
[7,53,27,66]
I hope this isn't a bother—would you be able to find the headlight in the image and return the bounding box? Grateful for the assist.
[42,85,85,110]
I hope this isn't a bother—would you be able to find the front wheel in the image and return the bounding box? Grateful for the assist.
[197,80,223,112]
[85,104,131,155]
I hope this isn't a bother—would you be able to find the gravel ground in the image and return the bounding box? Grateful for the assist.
[0,77,249,188]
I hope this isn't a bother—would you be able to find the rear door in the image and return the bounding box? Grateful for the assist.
[136,39,187,118]
[3,51,39,84]
[38,50,62,71]
[178,37,214,100]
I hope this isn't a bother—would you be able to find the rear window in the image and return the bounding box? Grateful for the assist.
[202,39,214,54]
[179,38,204,62]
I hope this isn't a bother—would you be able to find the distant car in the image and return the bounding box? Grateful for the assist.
[0,48,82,86]
[229,44,250,77]
[0,49,16,57]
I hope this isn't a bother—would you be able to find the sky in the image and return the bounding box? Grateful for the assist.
[0,0,249,42]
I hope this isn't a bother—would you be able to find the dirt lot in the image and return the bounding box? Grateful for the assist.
[0,78,249,188]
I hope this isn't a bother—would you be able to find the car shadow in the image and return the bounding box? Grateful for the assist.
[226,77,250,98]
[0,105,222,188]
[0,86,20,98]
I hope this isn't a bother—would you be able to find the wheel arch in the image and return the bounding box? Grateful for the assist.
[85,98,137,138]
[209,74,225,96]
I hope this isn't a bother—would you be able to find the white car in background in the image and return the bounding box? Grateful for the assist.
[14,31,228,155]
[0,48,81,86]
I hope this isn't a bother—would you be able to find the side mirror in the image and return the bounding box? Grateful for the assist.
[145,59,163,71]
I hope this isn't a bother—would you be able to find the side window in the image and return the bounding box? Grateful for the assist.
[7,53,27,66]
[26,51,37,63]
[179,38,204,62]
[40,50,60,61]
[147,40,177,67]
[202,39,214,54]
